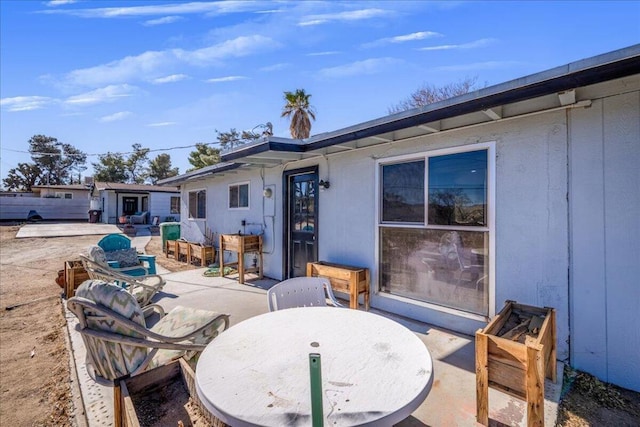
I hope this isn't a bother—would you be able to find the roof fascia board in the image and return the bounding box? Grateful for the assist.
[304,48,640,152]
[157,162,242,186]
[221,140,305,162]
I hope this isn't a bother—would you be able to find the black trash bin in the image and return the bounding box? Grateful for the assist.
[88,209,102,223]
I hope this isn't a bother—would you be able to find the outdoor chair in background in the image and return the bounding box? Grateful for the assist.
[129,211,149,224]
[81,246,165,307]
[267,277,343,311]
[439,231,485,291]
[67,279,230,427]
[97,234,157,275]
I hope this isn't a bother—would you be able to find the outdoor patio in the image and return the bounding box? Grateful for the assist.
[65,265,563,426]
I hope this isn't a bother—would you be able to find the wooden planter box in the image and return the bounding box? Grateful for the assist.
[306,261,370,310]
[219,234,263,284]
[189,243,215,266]
[165,240,176,259]
[64,260,89,299]
[117,358,228,427]
[476,300,556,427]
[175,240,191,263]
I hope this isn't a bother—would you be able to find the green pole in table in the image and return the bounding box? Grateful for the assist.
[309,353,323,427]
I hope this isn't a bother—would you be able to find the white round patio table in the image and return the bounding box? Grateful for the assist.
[195,307,434,426]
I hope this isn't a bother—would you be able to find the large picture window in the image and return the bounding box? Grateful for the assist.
[188,189,206,219]
[229,182,249,209]
[378,145,493,316]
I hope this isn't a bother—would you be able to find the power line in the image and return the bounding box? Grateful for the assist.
[0,141,223,158]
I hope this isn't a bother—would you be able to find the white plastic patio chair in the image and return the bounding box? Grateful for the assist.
[267,277,343,311]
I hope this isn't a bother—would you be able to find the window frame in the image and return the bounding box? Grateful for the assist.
[55,192,73,199]
[228,181,250,210]
[375,142,496,319]
[170,196,180,215]
[188,188,206,220]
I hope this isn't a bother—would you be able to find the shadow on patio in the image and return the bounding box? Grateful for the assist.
[65,268,563,426]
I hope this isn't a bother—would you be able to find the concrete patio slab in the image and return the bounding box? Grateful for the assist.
[16,222,122,238]
[66,269,563,426]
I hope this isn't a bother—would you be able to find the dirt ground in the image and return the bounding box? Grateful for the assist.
[0,224,638,426]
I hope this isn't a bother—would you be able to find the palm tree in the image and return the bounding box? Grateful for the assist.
[281,89,316,139]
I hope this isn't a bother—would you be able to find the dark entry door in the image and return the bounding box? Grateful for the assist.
[123,197,138,215]
[285,168,318,278]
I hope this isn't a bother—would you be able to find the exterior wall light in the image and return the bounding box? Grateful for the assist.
[319,180,330,190]
[263,188,273,198]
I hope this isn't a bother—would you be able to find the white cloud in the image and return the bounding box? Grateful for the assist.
[260,63,289,72]
[307,51,341,57]
[0,96,55,112]
[100,111,132,122]
[436,61,520,72]
[318,57,402,78]
[175,35,280,65]
[60,35,279,87]
[40,2,269,18]
[64,84,138,106]
[143,16,183,26]
[364,31,442,48]
[147,122,177,127]
[418,38,497,51]
[152,74,189,84]
[206,76,247,83]
[299,8,389,26]
[45,0,77,6]
[64,51,171,87]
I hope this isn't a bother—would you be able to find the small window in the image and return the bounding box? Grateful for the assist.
[55,192,73,199]
[188,190,206,219]
[170,196,180,214]
[229,182,249,209]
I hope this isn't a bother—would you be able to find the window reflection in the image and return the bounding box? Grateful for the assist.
[381,160,425,223]
[293,181,315,231]
[380,227,488,316]
[428,150,487,226]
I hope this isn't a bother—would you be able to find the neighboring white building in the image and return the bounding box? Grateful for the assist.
[91,182,181,224]
[159,45,640,392]
[32,184,91,200]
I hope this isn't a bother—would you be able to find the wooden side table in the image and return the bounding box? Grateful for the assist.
[307,261,370,310]
[219,234,263,284]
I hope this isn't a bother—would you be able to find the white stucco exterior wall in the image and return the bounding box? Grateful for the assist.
[310,112,571,359]
[177,76,640,387]
[181,111,572,360]
[180,169,285,278]
[569,86,640,392]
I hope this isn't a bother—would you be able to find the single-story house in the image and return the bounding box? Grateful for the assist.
[90,182,181,224]
[159,45,639,391]
[32,184,91,200]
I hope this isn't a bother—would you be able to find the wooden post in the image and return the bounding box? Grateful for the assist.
[114,381,123,427]
[548,308,557,383]
[526,344,544,427]
[475,331,489,426]
[238,236,245,284]
[219,235,225,276]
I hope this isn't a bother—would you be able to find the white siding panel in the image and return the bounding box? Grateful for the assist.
[570,89,640,392]
[603,91,640,391]
[569,99,608,380]
[150,192,180,223]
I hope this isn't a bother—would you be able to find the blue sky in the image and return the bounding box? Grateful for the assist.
[1,1,639,183]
